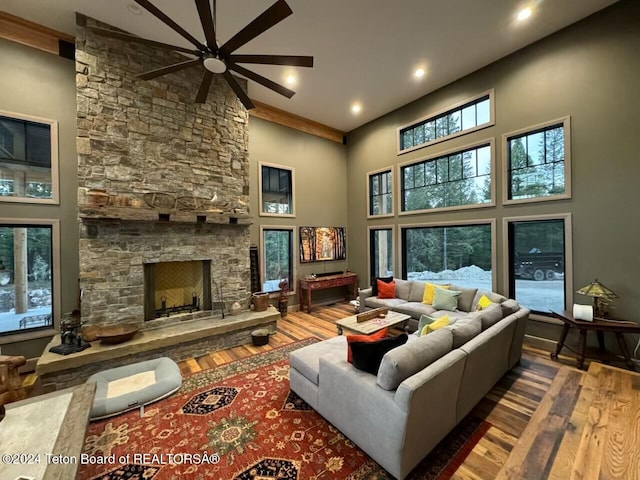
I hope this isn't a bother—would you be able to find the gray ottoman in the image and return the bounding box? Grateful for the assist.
[87,357,182,420]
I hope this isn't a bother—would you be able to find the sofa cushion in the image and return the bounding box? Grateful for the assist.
[394,278,412,301]
[365,297,408,310]
[378,279,396,298]
[346,328,388,363]
[422,282,450,305]
[408,280,428,302]
[392,302,437,320]
[289,336,346,385]
[500,299,520,317]
[449,285,479,313]
[376,328,453,391]
[371,276,393,296]
[446,318,482,348]
[479,303,504,330]
[472,289,507,311]
[433,287,462,311]
[351,334,408,375]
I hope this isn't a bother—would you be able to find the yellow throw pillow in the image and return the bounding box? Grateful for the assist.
[476,294,493,311]
[422,283,450,304]
[420,315,449,336]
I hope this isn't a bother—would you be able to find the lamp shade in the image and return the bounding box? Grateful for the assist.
[576,279,618,299]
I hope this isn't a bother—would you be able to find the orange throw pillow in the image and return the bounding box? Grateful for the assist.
[346,328,388,363]
[377,279,396,299]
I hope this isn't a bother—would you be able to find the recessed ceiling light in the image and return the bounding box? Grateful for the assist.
[285,74,296,86]
[517,7,532,22]
[414,68,426,79]
[127,3,143,15]
[351,103,362,114]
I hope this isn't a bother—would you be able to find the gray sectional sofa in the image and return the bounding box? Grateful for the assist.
[359,278,508,331]
[289,287,528,480]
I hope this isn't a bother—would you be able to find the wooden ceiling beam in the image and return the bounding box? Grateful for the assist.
[0,11,74,56]
[249,100,345,144]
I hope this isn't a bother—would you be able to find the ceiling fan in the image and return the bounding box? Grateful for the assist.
[90,0,313,109]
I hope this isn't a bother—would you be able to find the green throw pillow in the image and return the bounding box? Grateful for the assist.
[432,287,462,311]
[417,314,437,334]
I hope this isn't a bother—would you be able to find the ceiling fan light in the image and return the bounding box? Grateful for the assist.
[203,57,227,74]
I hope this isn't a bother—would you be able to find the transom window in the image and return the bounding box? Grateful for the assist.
[260,227,294,294]
[368,168,393,217]
[398,90,493,153]
[504,117,571,203]
[400,141,493,213]
[259,163,294,216]
[0,111,59,204]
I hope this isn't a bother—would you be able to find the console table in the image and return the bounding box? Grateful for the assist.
[550,310,640,370]
[299,273,358,313]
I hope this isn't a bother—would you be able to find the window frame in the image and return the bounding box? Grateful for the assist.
[367,225,396,285]
[258,161,295,218]
[366,166,394,219]
[502,116,572,205]
[0,217,61,339]
[396,89,495,155]
[259,225,296,298]
[398,137,496,216]
[502,213,573,321]
[398,218,497,292]
[0,110,60,205]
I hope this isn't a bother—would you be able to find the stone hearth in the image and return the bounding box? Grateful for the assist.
[37,307,279,390]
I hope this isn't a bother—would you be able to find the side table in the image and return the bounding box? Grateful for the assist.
[550,310,640,370]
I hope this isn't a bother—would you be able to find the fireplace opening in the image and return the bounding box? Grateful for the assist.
[143,260,212,321]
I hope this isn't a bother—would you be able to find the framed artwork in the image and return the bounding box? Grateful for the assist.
[299,227,346,263]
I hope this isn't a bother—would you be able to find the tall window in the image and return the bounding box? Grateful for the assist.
[369,227,394,284]
[400,141,493,213]
[0,224,54,335]
[398,90,494,154]
[401,222,493,290]
[368,168,393,217]
[0,111,59,204]
[261,227,294,294]
[506,216,571,314]
[504,117,571,203]
[259,163,294,216]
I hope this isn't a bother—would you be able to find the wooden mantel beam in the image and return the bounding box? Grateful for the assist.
[0,11,74,57]
[249,100,346,144]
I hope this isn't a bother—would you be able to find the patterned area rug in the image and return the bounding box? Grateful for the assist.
[78,339,490,480]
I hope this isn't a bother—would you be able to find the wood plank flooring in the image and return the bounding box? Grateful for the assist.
[178,302,562,479]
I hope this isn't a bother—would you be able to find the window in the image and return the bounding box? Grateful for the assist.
[0,111,59,204]
[400,140,494,213]
[397,90,494,154]
[504,215,572,315]
[259,163,294,216]
[504,117,571,204]
[401,221,494,291]
[367,167,393,217]
[369,227,394,284]
[260,227,294,294]
[0,222,58,335]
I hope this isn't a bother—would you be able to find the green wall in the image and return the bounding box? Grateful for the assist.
[248,117,348,307]
[0,39,79,358]
[346,0,640,333]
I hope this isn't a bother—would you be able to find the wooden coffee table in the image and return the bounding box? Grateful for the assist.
[335,311,411,335]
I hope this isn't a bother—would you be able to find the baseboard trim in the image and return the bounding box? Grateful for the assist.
[524,334,557,353]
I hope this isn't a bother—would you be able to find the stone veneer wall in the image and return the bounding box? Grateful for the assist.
[75,15,252,324]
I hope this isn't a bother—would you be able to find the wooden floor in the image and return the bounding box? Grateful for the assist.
[177,301,567,480]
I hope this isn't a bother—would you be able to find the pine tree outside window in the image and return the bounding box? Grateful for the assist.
[260,227,294,294]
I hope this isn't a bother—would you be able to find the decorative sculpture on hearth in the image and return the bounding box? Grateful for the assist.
[278,279,289,318]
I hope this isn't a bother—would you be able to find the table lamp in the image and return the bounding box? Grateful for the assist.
[576,279,618,318]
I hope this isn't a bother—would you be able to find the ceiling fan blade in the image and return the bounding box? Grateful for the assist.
[195,71,214,103]
[134,0,205,50]
[89,27,200,56]
[229,63,295,98]
[195,0,217,50]
[220,0,292,54]
[229,54,313,67]
[222,70,255,109]
[138,58,201,80]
